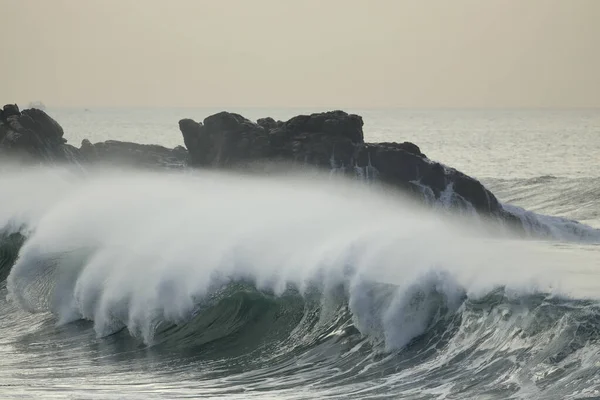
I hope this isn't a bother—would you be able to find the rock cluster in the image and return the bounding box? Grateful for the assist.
[0,104,511,219]
[0,104,186,167]
[179,110,503,215]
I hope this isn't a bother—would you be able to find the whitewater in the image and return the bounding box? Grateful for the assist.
[1,109,600,399]
[0,164,599,399]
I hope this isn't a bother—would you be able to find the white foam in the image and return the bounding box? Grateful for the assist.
[3,165,600,348]
[502,203,600,243]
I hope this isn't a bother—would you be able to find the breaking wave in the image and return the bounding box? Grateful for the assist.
[2,165,600,398]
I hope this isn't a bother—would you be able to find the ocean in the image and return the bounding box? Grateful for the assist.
[1,108,600,399]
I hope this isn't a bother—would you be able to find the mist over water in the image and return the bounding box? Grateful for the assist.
[2,165,598,335]
[1,155,600,398]
[2,0,600,392]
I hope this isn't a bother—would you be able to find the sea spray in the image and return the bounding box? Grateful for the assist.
[2,165,599,350]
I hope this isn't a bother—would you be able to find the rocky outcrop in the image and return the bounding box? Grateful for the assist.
[0,104,513,221]
[0,105,187,168]
[0,104,81,162]
[179,110,504,216]
[179,112,271,166]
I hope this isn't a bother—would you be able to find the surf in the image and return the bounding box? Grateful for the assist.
[1,165,596,336]
[1,164,600,398]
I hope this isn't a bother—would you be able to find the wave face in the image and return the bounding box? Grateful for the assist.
[2,166,600,399]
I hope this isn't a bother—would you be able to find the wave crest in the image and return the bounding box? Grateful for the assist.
[2,167,599,354]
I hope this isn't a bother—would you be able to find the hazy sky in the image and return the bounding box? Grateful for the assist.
[1,0,599,108]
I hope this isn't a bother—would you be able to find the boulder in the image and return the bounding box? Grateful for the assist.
[282,110,364,143]
[178,118,207,165]
[2,104,20,119]
[257,117,283,132]
[0,104,75,161]
[179,112,270,167]
[21,108,65,142]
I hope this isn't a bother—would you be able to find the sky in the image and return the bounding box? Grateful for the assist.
[1,0,599,108]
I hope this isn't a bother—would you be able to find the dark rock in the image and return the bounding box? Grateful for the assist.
[21,108,64,142]
[0,105,75,161]
[5,114,29,135]
[367,146,423,183]
[2,104,20,119]
[81,138,93,151]
[375,141,424,157]
[452,172,499,213]
[257,117,282,131]
[265,111,365,167]
[420,163,447,196]
[179,112,270,167]
[178,118,206,165]
[16,112,38,132]
[0,231,26,282]
[399,142,422,157]
[283,110,364,143]
[79,140,188,169]
[203,112,253,132]
[0,104,515,227]
[178,109,504,219]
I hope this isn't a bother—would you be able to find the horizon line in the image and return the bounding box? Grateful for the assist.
[10,104,600,111]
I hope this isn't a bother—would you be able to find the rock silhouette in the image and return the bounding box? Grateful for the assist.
[1,104,517,223]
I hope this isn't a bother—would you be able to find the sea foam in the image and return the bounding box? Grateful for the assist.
[3,166,599,347]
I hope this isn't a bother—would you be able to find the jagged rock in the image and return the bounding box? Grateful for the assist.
[178,118,205,164]
[257,117,282,132]
[179,110,504,218]
[203,112,254,133]
[0,105,76,161]
[2,104,20,119]
[179,112,270,167]
[283,111,364,143]
[0,104,191,169]
[451,171,499,213]
[21,108,65,143]
[81,138,93,152]
[0,104,513,224]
